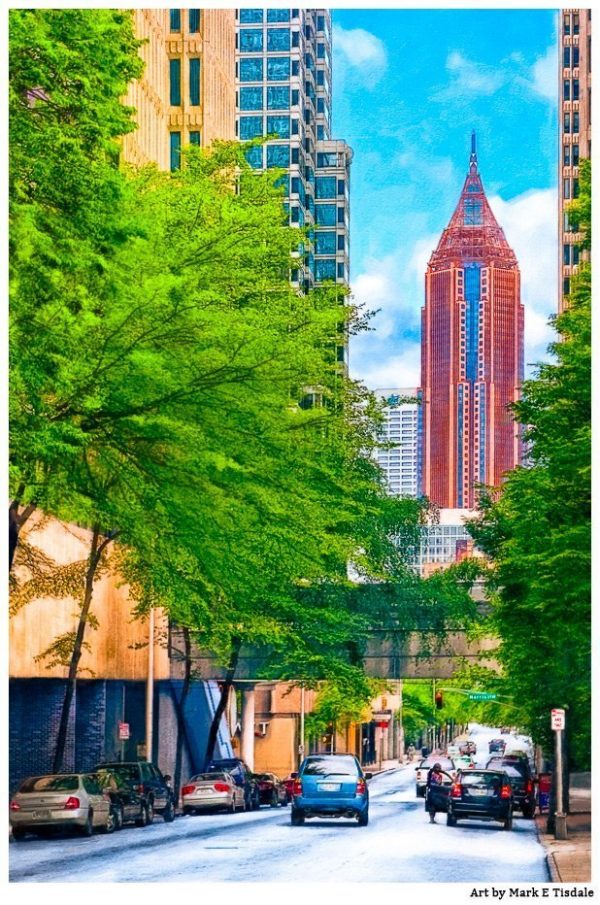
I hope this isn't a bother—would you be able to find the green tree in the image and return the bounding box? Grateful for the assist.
[468,162,591,770]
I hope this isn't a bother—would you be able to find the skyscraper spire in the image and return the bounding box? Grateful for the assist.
[469,130,478,173]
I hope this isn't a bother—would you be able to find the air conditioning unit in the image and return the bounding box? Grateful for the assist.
[254,721,269,737]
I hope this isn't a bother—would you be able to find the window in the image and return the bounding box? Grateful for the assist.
[267,57,291,81]
[315,176,336,198]
[240,29,263,52]
[337,179,345,196]
[563,277,571,296]
[267,28,291,51]
[239,116,263,140]
[291,60,299,76]
[267,8,290,22]
[292,30,300,48]
[315,204,336,226]
[316,125,325,140]
[573,46,579,67]
[573,178,580,198]
[317,42,325,59]
[189,131,201,146]
[189,58,201,106]
[316,69,325,86]
[337,234,345,251]
[169,59,181,106]
[573,111,580,132]
[317,98,325,114]
[239,9,263,24]
[564,112,571,133]
[563,46,571,68]
[563,211,572,231]
[267,86,289,109]
[573,79,579,101]
[170,9,181,31]
[573,13,579,35]
[240,87,263,110]
[464,198,483,225]
[317,15,325,32]
[572,144,579,166]
[563,13,570,35]
[245,145,263,169]
[267,115,290,138]
[573,245,580,265]
[337,207,345,224]
[291,118,299,135]
[563,244,571,265]
[315,231,336,254]
[170,131,181,171]
[291,147,299,164]
[563,178,571,199]
[563,80,571,100]
[315,259,336,281]
[317,152,338,167]
[291,89,299,106]
[240,58,263,81]
[267,144,290,168]
[189,9,201,33]
[305,52,315,70]
[563,145,571,166]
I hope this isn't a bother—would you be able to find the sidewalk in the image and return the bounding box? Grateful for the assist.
[534,782,592,883]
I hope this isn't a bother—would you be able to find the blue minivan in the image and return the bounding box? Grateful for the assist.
[290,753,371,827]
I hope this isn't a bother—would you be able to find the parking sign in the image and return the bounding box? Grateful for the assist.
[551,709,565,730]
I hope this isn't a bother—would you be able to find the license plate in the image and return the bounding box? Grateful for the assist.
[318,782,341,792]
[32,809,51,819]
[198,790,214,796]
[469,788,487,796]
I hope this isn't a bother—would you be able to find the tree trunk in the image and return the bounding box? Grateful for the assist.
[173,628,193,806]
[52,526,113,773]
[9,498,37,571]
[202,636,241,770]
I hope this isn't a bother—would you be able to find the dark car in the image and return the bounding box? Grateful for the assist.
[485,756,536,818]
[94,761,175,823]
[254,772,288,808]
[488,738,507,754]
[446,769,514,830]
[94,770,148,829]
[205,758,260,811]
[290,753,371,826]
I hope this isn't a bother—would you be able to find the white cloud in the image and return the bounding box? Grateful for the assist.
[351,345,421,392]
[432,51,506,102]
[332,25,387,89]
[529,44,558,102]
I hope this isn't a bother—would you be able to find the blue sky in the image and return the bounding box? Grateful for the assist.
[331,8,559,389]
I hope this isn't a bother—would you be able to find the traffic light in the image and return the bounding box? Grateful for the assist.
[435,691,443,709]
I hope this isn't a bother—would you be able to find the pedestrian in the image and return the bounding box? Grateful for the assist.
[421,745,430,758]
[425,762,444,823]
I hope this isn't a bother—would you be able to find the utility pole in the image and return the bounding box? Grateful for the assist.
[299,685,305,767]
[552,708,567,839]
[145,607,155,761]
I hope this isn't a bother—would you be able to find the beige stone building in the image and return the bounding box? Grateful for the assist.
[122,8,236,170]
[559,8,592,311]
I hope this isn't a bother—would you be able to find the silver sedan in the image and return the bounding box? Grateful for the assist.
[181,772,245,815]
[10,773,114,839]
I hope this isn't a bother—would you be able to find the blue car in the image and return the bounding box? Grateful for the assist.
[290,754,371,827]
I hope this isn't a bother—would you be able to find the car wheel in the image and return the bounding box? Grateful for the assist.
[503,814,513,831]
[80,809,94,837]
[270,792,278,808]
[357,809,369,827]
[291,809,305,826]
[446,812,457,827]
[12,827,27,841]
[281,796,288,808]
[113,805,124,831]
[103,808,117,834]
[136,803,149,827]
[162,799,175,823]
[183,806,194,816]
[146,800,154,823]
[253,791,260,811]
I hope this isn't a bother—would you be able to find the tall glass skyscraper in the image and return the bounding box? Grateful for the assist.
[421,135,524,509]
[374,389,421,498]
[235,9,351,312]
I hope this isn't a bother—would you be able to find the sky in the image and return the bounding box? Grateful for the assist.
[330,8,559,390]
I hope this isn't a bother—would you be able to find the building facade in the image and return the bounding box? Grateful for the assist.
[559,8,592,311]
[374,388,421,498]
[421,135,524,510]
[122,8,236,170]
[235,8,351,311]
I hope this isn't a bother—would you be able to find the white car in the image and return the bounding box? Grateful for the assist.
[10,773,113,839]
[181,771,245,814]
[415,756,456,797]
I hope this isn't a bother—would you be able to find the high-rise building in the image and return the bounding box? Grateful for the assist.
[421,134,524,509]
[559,8,592,311]
[122,9,236,170]
[374,388,421,498]
[235,9,351,307]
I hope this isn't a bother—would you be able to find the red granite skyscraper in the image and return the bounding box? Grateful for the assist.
[421,134,524,509]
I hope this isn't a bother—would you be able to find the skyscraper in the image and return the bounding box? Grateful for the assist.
[559,8,592,311]
[374,389,421,498]
[235,8,351,312]
[421,135,524,509]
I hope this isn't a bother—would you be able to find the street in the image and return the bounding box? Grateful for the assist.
[10,752,549,883]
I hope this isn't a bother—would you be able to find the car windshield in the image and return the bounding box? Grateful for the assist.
[501,766,525,781]
[460,771,504,788]
[302,756,359,776]
[421,757,454,770]
[100,765,139,782]
[488,758,529,776]
[20,775,79,793]
[191,773,227,782]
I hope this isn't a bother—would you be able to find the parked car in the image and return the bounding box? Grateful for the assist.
[446,769,514,830]
[485,756,537,818]
[254,772,288,807]
[205,758,260,811]
[94,770,148,829]
[181,771,245,815]
[446,744,460,758]
[94,761,175,823]
[290,753,371,826]
[454,754,476,770]
[488,738,507,754]
[282,774,296,802]
[10,773,114,839]
[415,755,456,797]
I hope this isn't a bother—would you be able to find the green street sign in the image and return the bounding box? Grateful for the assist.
[468,692,497,701]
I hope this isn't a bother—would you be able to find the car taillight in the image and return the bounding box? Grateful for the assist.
[293,779,302,796]
[181,785,195,796]
[450,783,462,798]
[64,796,80,810]
[525,780,533,794]
[213,782,230,793]
[10,801,20,811]
[500,785,512,799]
[356,778,366,796]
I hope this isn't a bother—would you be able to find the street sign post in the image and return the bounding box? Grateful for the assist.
[551,708,567,840]
[551,708,565,730]
[118,721,130,740]
[468,692,497,701]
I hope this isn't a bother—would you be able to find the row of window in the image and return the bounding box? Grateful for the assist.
[563,243,581,266]
[563,45,580,68]
[563,110,581,133]
[169,58,201,107]
[170,9,201,33]
[169,131,201,171]
[563,177,580,199]
[239,28,294,53]
[563,143,580,166]
[563,78,580,101]
[314,232,346,254]
[563,11,583,35]
[238,9,330,36]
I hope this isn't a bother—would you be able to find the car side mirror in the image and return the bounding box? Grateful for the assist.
[291,772,298,779]
[163,775,171,783]
[364,772,373,780]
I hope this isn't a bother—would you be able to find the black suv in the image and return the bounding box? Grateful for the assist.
[485,755,536,818]
[205,758,259,810]
[446,768,514,830]
[95,761,175,823]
